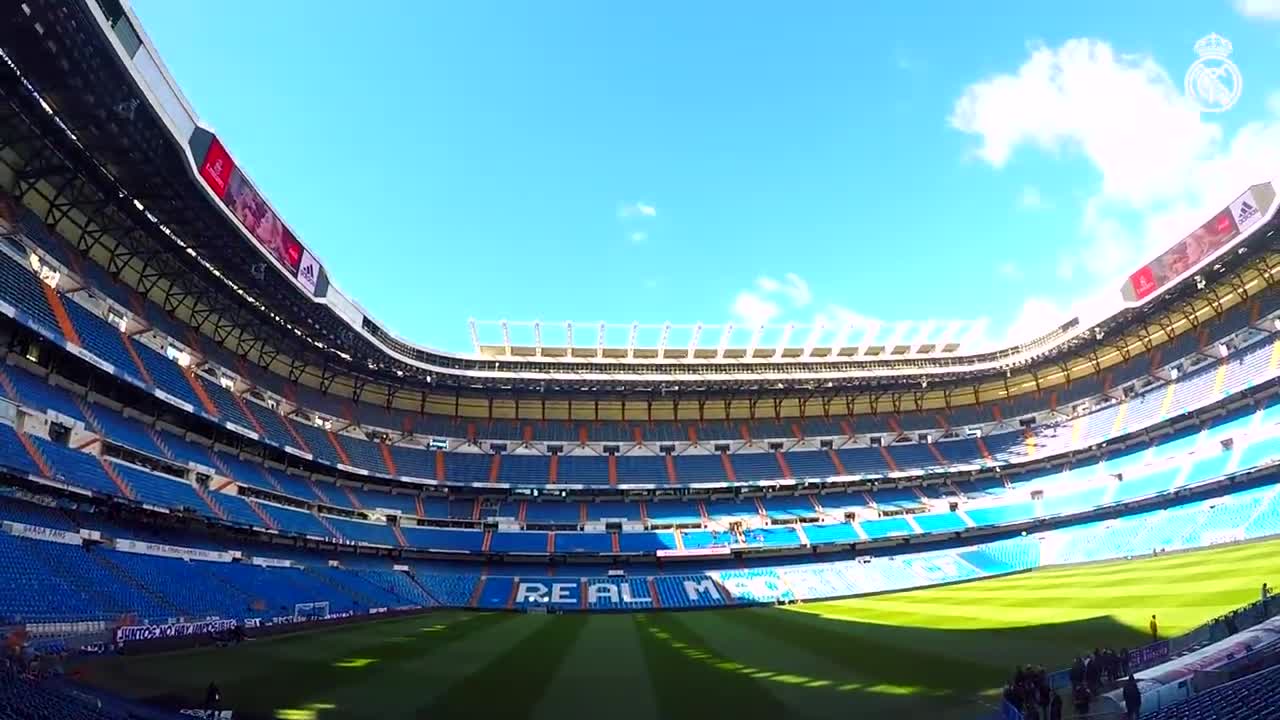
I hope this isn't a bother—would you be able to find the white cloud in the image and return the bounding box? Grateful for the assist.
[731,273,817,326]
[951,39,1221,208]
[952,37,1280,306]
[1236,0,1280,20]
[731,291,781,327]
[1019,185,1047,209]
[778,273,812,307]
[619,202,657,218]
[629,231,648,244]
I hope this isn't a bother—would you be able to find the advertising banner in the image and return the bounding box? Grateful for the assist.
[1125,209,1237,302]
[1128,640,1171,670]
[296,249,321,295]
[196,138,326,297]
[1230,192,1262,234]
[1122,182,1275,303]
[225,169,302,273]
[198,137,234,199]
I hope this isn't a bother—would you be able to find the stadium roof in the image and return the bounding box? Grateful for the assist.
[0,0,1276,412]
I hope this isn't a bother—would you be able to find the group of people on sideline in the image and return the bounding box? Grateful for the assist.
[1002,665,1063,720]
[1004,648,1142,719]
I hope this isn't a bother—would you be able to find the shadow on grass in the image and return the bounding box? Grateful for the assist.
[636,606,1152,720]
[68,609,1155,720]
[76,613,510,720]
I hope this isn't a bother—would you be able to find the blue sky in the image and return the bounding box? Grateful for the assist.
[129,0,1280,353]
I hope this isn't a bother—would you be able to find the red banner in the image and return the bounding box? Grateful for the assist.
[198,137,234,199]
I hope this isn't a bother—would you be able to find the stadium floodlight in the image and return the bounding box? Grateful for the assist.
[802,321,825,358]
[830,321,854,357]
[627,322,639,359]
[963,318,989,348]
[500,320,511,357]
[857,320,882,355]
[746,324,765,358]
[910,320,936,355]
[688,323,703,355]
[885,321,912,350]
[468,318,481,355]
[716,323,735,359]
[597,322,606,358]
[657,322,671,357]
[933,320,965,354]
[774,323,795,359]
[565,321,574,350]
[532,321,542,357]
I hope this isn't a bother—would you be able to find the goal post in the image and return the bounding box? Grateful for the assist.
[294,601,330,621]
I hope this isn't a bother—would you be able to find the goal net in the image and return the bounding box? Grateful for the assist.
[294,602,330,621]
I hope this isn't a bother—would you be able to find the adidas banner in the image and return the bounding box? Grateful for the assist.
[1230,192,1261,234]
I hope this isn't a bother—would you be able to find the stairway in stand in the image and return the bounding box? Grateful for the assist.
[194,483,228,521]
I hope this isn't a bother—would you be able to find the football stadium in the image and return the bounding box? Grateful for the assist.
[0,2,1279,720]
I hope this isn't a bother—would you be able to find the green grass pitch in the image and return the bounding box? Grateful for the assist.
[79,538,1280,720]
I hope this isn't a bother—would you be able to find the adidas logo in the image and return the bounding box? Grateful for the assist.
[1236,201,1258,225]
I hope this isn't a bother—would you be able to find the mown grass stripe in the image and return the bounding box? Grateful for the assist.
[636,614,790,720]
[414,616,587,719]
[529,614,658,720]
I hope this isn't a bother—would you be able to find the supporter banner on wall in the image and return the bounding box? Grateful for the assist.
[249,556,293,568]
[115,538,233,563]
[2,521,82,545]
[115,618,237,644]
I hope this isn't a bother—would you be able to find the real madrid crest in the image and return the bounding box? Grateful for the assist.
[1184,33,1242,114]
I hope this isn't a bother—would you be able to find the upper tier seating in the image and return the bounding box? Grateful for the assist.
[2,237,1278,490]
[4,370,1280,558]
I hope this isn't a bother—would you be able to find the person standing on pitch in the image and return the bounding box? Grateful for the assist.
[1149,614,1158,642]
